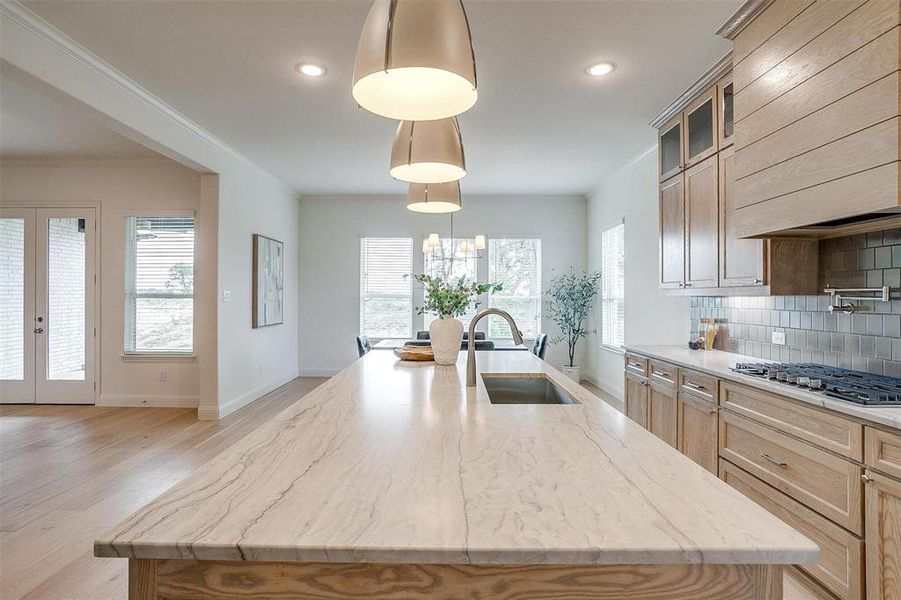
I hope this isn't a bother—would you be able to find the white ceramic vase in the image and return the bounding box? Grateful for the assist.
[561,365,581,382]
[430,316,463,365]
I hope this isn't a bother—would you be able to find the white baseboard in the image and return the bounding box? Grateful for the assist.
[98,394,199,408]
[199,369,299,421]
[298,368,340,377]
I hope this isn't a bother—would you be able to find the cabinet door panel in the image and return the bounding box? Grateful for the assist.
[659,176,685,289]
[649,382,678,448]
[678,393,718,474]
[658,113,684,181]
[684,156,719,289]
[865,471,901,600]
[624,372,648,428]
[685,87,717,167]
[719,145,764,287]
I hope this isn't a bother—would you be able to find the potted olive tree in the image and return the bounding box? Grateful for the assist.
[413,274,502,365]
[545,269,601,381]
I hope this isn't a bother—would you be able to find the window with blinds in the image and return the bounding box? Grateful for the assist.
[488,238,542,338]
[423,238,479,330]
[600,221,625,350]
[124,216,194,353]
[360,237,413,338]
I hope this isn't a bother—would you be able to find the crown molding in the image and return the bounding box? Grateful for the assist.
[0,0,295,197]
[649,51,732,129]
[716,0,774,40]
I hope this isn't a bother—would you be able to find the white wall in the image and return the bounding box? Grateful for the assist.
[299,195,587,374]
[584,147,690,398]
[0,158,210,406]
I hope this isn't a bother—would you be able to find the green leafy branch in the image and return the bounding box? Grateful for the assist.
[410,274,502,318]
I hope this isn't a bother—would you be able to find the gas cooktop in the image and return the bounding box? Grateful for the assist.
[731,362,901,406]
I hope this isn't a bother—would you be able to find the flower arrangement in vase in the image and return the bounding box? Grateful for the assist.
[412,274,502,365]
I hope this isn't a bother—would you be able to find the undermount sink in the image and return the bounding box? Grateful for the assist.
[482,375,579,405]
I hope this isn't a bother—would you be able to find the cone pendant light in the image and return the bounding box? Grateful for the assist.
[390,118,465,184]
[407,181,462,214]
[353,0,478,120]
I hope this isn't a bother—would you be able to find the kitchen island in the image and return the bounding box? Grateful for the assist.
[96,351,817,599]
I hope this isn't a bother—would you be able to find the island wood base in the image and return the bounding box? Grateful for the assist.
[128,558,783,599]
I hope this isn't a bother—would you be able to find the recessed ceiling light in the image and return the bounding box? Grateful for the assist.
[297,63,326,77]
[586,62,616,77]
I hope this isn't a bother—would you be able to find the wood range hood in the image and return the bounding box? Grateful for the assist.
[719,0,901,241]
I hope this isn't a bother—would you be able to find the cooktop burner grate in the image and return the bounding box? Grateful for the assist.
[730,362,901,406]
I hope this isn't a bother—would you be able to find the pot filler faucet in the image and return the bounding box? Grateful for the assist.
[467,308,524,387]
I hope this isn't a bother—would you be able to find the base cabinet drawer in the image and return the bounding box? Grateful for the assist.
[721,460,864,600]
[679,392,718,474]
[719,411,864,534]
[720,381,862,460]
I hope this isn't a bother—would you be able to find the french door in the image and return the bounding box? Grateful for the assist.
[0,207,96,404]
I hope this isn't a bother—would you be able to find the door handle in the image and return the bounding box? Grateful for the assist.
[34,327,44,334]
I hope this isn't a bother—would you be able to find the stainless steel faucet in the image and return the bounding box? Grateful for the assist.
[466,308,524,387]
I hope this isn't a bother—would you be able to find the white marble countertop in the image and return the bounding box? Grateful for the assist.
[627,345,901,430]
[95,351,817,566]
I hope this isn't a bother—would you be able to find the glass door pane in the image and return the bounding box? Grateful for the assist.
[47,217,86,380]
[0,218,25,380]
[687,98,714,159]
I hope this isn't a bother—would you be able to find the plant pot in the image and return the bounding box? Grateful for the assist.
[430,316,463,365]
[561,365,581,382]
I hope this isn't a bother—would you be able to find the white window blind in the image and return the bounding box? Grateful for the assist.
[488,238,541,338]
[600,222,625,349]
[125,216,194,353]
[360,237,413,338]
[423,237,479,330]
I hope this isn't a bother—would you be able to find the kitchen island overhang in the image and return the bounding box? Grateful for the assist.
[96,351,818,599]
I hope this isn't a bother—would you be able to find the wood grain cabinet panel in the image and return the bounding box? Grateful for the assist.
[864,470,901,600]
[716,72,734,149]
[659,175,686,289]
[679,393,719,474]
[720,381,863,460]
[719,410,863,534]
[649,381,679,448]
[649,359,678,388]
[866,427,901,482]
[684,155,719,289]
[721,461,864,600]
[624,372,649,429]
[731,0,815,65]
[719,145,764,288]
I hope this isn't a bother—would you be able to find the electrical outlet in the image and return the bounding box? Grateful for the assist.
[772,331,786,346]
[223,290,231,302]
[159,370,168,382]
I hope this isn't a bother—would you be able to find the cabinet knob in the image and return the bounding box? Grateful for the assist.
[861,473,874,484]
[753,278,763,284]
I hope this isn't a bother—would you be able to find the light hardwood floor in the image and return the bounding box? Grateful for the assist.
[0,377,327,599]
[1,376,816,599]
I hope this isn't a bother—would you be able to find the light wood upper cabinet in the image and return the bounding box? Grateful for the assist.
[684,85,718,168]
[719,145,764,287]
[624,372,649,428]
[658,113,684,182]
[659,175,685,289]
[864,470,901,600]
[717,72,734,149]
[684,155,719,289]
[649,382,679,449]
[678,392,718,474]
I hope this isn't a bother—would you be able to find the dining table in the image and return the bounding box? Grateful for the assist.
[373,338,529,351]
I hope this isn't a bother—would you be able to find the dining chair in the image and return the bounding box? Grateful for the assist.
[356,335,373,358]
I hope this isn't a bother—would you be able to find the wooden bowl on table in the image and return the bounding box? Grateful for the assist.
[393,345,434,362]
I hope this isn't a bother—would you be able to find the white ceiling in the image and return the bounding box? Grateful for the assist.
[0,65,161,159]
[20,0,738,195]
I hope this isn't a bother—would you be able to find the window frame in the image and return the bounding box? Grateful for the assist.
[123,211,196,356]
[359,235,415,340]
[599,218,625,354]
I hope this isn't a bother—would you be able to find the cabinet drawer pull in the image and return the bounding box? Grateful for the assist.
[652,370,671,379]
[683,381,705,391]
[628,361,642,369]
[760,453,787,468]
[861,473,874,484]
